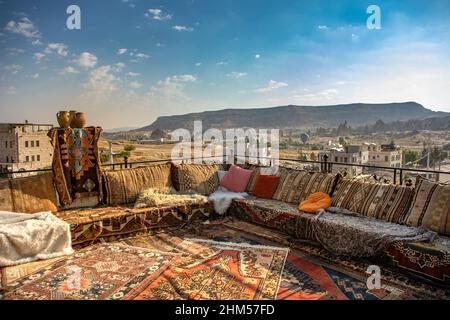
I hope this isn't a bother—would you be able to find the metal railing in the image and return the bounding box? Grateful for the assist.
[2,155,449,185]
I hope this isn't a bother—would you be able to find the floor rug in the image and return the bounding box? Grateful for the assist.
[1,244,176,300]
[129,238,288,300]
[118,221,450,300]
[2,220,449,300]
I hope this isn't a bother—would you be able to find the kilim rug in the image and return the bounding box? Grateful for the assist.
[117,221,450,300]
[1,244,176,300]
[2,220,449,300]
[129,239,288,300]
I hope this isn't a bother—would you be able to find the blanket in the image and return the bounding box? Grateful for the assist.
[208,188,248,215]
[0,211,73,267]
[311,207,437,257]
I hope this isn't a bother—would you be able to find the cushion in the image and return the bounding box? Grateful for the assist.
[220,165,253,193]
[103,163,172,205]
[405,177,450,236]
[171,163,223,195]
[252,175,280,199]
[273,168,337,204]
[237,163,273,193]
[8,173,58,213]
[332,179,414,224]
[299,192,331,214]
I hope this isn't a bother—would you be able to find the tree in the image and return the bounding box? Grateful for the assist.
[404,150,418,165]
[124,144,136,152]
[339,137,347,147]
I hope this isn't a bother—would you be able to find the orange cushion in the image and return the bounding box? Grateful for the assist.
[252,175,280,199]
[299,192,331,214]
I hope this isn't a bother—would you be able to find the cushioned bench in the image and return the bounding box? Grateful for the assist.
[56,202,212,246]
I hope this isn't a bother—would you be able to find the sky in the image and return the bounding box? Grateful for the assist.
[0,0,450,129]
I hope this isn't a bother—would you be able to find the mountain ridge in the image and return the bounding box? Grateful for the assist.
[138,102,449,131]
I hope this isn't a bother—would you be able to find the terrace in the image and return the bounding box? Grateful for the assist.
[1,136,449,300]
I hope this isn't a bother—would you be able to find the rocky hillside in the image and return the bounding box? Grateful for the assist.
[140,102,448,131]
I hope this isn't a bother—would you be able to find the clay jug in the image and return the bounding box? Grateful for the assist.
[69,110,77,127]
[56,111,70,129]
[71,112,87,128]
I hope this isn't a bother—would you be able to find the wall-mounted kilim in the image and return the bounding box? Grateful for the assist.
[48,127,103,206]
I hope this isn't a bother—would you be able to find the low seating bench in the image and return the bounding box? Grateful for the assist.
[229,197,450,284]
[1,161,449,286]
[56,201,213,246]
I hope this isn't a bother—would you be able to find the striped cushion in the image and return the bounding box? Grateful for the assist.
[171,163,223,195]
[273,168,308,202]
[332,179,414,224]
[104,163,173,205]
[405,177,450,236]
[272,167,337,204]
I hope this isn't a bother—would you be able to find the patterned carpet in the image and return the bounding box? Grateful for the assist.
[1,219,449,300]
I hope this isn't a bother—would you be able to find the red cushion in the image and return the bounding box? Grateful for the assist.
[220,165,253,192]
[252,175,280,199]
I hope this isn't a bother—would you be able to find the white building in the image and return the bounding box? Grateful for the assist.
[0,122,53,176]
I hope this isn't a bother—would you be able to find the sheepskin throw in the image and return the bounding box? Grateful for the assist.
[0,211,73,267]
[208,188,248,215]
[134,188,208,209]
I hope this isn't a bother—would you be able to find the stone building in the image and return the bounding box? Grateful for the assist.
[0,122,53,176]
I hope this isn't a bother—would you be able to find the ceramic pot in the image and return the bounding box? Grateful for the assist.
[71,112,86,128]
[56,111,71,129]
[69,110,77,127]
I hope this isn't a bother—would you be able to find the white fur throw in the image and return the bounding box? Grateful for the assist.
[134,188,208,208]
[0,211,73,267]
[208,188,248,215]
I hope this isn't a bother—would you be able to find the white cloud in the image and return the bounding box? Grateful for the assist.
[172,25,193,32]
[227,71,247,79]
[255,80,288,93]
[134,53,150,59]
[59,66,79,75]
[126,71,140,77]
[7,48,25,55]
[195,62,202,67]
[216,61,226,65]
[255,54,261,59]
[76,52,98,69]
[117,48,128,55]
[34,52,45,62]
[5,17,41,39]
[113,62,125,72]
[0,86,17,95]
[45,43,69,57]
[169,74,197,82]
[148,74,197,104]
[29,73,39,79]
[4,64,22,74]
[31,39,43,46]
[318,25,329,30]
[146,9,172,21]
[84,65,119,93]
[129,80,143,89]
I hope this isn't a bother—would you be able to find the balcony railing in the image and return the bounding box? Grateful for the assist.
[2,155,449,185]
